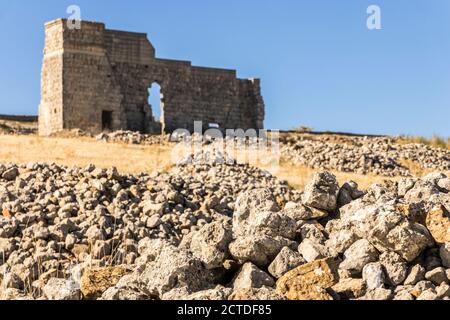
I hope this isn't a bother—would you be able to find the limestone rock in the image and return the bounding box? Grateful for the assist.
[338,181,364,207]
[298,239,328,262]
[80,267,130,299]
[229,287,285,300]
[331,278,366,299]
[298,239,329,263]
[247,211,297,240]
[398,178,416,197]
[410,280,436,298]
[43,278,80,300]
[232,262,275,290]
[426,205,450,244]
[233,188,279,236]
[268,247,305,279]
[437,178,450,192]
[379,252,408,285]
[404,179,441,204]
[436,283,450,299]
[190,221,233,269]
[425,267,448,285]
[362,262,385,290]
[404,264,426,286]
[359,288,393,300]
[302,172,339,212]
[100,274,153,300]
[1,151,450,301]
[347,204,431,262]
[298,221,327,243]
[276,258,339,300]
[339,239,379,273]
[91,240,111,259]
[282,202,328,221]
[416,289,438,300]
[233,190,296,240]
[137,238,171,260]
[325,229,359,256]
[186,286,233,300]
[229,235,294,268]
[140,246,212,297]
[394,290,415,300]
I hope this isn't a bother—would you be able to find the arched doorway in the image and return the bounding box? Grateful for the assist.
[148,82,162,123]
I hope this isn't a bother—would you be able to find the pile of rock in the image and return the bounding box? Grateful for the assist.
[91,171,450,301]
[1,159,450,300]
[92,131,450,177]
[0,159,297,300]
[0,122,37,136]
[95,131,168,145]
[281,135,450,176]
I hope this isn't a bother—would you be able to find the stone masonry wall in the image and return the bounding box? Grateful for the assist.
[39,20,64,136]
[39,19,265,136]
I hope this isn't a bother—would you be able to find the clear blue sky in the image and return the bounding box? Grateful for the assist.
[0,0,449,136]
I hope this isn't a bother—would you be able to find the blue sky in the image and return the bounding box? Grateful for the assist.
[0,0,449,136]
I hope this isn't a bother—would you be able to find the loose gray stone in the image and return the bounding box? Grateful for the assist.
[404,264,425,286]
[43,278,80,300]
[379,252,408,285]
[232,262,275,290]
[302,172,339,212]
[298,239,329,263]
[2,167,19,181]
[425,267,449,285]
[339,239,379,273]
[268,247,305,279]
[362,263,385,290]
[190,221,233,269]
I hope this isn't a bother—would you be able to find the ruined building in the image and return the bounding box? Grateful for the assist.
[38,19,265,136]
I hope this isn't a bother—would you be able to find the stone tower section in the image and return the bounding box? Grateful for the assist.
[39,20,65,136]
[39,19,265,136]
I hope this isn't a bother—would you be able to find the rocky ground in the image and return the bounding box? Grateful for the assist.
[94,131,450,177]
[0,120,37,135]
[1,122,449,179]
[281,134,450,177]
[95,131,169,145]
[0,152,450,300]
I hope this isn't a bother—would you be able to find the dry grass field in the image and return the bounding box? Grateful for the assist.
[0,135,173,174]
[270,160,397,190]
[0,134,406,191]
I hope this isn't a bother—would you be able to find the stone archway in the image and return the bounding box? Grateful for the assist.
[148,82,162,122]
[147,81,165,133]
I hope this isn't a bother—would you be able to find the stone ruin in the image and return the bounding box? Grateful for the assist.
[38,19,265,136]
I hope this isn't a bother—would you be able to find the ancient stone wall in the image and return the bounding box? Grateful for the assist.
[39,19,265,136]
[39,20,64,136]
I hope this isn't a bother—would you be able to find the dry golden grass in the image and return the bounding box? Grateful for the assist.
[0,135,173,174]
[399,159,450,179]
[264,160,398,190]
[399,159,432,177]
[274,160,450,190]
[397,135,450,150]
